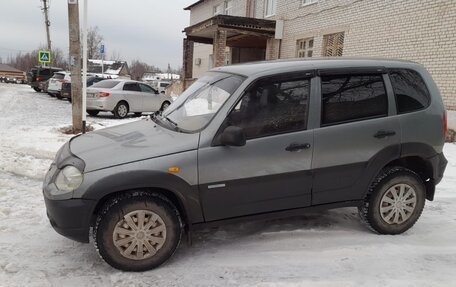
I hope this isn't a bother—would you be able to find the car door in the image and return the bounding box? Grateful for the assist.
[198,74,315,221]
[122,82,142,112]
[311,69,401,205]
[139,83,161,111]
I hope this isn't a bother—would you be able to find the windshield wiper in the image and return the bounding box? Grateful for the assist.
[162,115,179,130]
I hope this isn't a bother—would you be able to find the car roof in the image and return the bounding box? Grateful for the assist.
[210,57,423,77]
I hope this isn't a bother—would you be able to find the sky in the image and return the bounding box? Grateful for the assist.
[0,0,197,70]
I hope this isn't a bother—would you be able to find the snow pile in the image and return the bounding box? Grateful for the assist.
[0,83,456,286]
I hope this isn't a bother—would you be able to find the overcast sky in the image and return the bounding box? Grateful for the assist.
[0,0,196,70]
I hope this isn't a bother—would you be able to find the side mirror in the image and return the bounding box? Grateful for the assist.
[220,126,246,147]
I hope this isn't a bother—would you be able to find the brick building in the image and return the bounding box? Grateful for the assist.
[182,0,456,109]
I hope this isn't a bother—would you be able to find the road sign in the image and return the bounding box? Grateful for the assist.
[100,44,105,54]
[38,50,51,63]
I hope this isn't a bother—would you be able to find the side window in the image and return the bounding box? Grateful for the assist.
[123,83,140,92]
[389,69,430,114]
[139,83,157,94]
[226,76,310,139]
[321,74,388,126]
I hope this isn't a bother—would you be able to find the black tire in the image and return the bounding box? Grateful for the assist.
[359,167,426,235]
[33,87,41,92]
[56,93,63,100]
[94,192,182,271]
[113,101,129,119]
[87,110,99,116]
[134,112,142,117]
[160,101,171,112]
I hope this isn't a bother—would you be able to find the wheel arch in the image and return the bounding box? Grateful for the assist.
[84,170,204,233]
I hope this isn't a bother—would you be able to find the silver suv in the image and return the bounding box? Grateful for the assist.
[43,58,448,271]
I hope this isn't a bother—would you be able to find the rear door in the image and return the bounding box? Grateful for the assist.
[139,83,161,111]
[198,73,315,221]
[311,69,401,205]
[122,82,142,111]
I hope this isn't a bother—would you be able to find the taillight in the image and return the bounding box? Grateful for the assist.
[443,110,448,139]
[36,76,41,81]
[96,91,110,98]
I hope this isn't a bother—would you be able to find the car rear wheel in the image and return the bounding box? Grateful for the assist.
[113,102,129,119]
[94,192,182,271]
[160,101,171,111]
[87,110,99,116]
[359,167,425,235]
[33,87,41,92]
[134,112,142,117]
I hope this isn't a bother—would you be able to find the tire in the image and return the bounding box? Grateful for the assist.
[87,110,99,116]
[134,112,142,117]
[48,93,55,97]
[113,101,129,119]
[160,101,171,112]
[359,167,426,235]
[94,192,182,271]
[56,93,62,100]
[33,87,41,92]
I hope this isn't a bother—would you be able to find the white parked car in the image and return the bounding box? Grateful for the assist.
[47,71,71,98]
[86,80,172,118]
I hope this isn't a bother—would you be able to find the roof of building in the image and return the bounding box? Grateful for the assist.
[0,64,24,73]
[184,0,204,10]
[87,59,128,75]
[210,57,421,77]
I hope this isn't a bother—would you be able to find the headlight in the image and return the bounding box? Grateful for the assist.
[54,166,83,193]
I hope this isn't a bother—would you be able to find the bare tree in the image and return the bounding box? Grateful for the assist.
[110,50,122,61]
[86,26,103,59]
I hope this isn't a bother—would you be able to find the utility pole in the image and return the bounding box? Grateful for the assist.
[68,0,83,133]
[42,0,52,51]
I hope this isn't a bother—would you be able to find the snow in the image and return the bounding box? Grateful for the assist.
[1,83,456,286]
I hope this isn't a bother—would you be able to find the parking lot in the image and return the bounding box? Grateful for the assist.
[1,83,456,287]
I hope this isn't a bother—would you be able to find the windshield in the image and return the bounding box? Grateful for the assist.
[91,80,120,89]
[161,72,244,132]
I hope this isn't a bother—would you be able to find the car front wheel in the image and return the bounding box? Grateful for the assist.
[359,167,426,235]
[94,192,182,271]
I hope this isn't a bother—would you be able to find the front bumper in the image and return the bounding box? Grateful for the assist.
[44,195,96,243]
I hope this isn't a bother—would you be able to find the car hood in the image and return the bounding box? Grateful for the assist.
[70,119,200,172]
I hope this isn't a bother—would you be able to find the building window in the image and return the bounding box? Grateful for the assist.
[214,3,224,15]
[302,0,318,6]
[296,38,314,58]
[322,32,345,57]
[265,0,277,17]
[225,0,233,15]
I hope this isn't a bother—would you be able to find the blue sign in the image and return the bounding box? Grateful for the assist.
[100,44,105,54]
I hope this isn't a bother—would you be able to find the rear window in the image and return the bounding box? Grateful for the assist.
[39,69,51,76]
[160,83,169,88]
[321,74,388,126]
[389,69,430,114]
[92,80,120,89]
[53,73,65,80]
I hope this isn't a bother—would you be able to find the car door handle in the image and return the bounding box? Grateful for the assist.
[374,130,396,139]
[285,143,311,152]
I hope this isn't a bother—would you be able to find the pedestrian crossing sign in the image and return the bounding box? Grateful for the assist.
[38,50,51,63]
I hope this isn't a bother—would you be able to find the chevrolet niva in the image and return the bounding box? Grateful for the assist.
[43,58,448,271]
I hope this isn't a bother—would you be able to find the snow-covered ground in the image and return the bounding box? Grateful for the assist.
[0,83,455,287]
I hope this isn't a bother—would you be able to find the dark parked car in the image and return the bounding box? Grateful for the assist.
[43,58,447,271]
[61,76,104,102]
[28,66,62,92]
